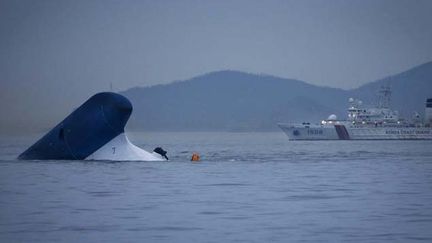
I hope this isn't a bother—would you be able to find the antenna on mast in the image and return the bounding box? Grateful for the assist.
[377,85,391,108]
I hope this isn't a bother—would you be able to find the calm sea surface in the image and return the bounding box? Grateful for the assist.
[1,132,432,242]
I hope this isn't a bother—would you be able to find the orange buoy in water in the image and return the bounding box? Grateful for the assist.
[191,153,200,162]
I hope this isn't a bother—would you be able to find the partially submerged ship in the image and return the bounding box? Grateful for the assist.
[18,92,168,161]
[278,87,432,140]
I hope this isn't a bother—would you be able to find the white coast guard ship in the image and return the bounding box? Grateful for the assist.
[278,87,432,140]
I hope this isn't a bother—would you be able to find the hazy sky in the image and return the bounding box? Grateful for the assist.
[1,0,432,132]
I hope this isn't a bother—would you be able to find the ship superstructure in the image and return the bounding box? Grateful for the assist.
[278,87,432,140]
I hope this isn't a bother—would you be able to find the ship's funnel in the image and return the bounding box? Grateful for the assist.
[426,98,432,126]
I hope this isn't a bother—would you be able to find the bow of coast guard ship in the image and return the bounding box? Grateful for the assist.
[278,87,432,140]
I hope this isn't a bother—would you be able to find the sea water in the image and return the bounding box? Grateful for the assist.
[1,132,432,242]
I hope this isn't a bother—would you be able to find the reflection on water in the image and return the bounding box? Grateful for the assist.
[1,132,432,242]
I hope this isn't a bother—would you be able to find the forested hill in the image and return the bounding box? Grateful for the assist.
[122,62,432,131]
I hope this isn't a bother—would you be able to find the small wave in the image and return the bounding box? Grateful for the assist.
[199,183,249,187]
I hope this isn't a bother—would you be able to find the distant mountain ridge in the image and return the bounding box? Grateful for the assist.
[121,62,432,131]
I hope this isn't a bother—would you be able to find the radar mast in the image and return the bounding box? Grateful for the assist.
[377,85,391,108]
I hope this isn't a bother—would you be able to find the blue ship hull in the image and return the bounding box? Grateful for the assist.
[18,92,132,160]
